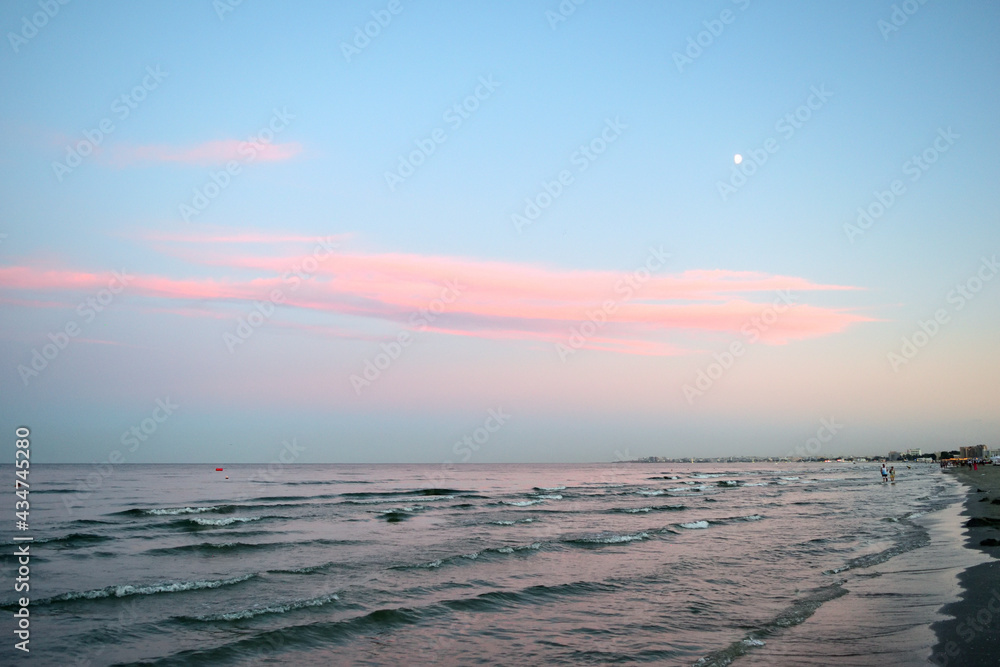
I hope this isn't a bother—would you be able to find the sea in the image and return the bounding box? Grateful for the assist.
[0,462,988,666]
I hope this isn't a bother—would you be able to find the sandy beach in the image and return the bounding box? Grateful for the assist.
[930,465,1000,666]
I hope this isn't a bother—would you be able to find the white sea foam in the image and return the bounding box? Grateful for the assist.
[353,495,454,505]
[679,521,710,529]
[53,574,255,602]
[535,494,563,500]
[574,532,649,544]
[201,593,339,621]
[146,507,217,515]
[190,517,260,526]
[637,489,666,496]
[623,507,652,513]
[503,500,542,507]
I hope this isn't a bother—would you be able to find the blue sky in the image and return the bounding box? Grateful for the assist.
[1,0,998,463]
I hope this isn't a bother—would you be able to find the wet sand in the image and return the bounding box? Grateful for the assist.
[930,465,1000,666]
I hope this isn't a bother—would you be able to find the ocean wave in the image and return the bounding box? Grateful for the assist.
[534,485,566,492]
[188,516,260,527]
[152,582,619,664]
[400,542,545,570]
[534,494,563,500]
[42,573,256,604]
[35,533,113,548]
[717,480,738,487]
[341,488,469,499]
[143,540,301,556]
[566,532,649,545]
[147,507,225,516]
[614,504,687,514]
[195,593,339,622]
[668,486,708,493]
[496,542,543,554]
[501,499,542,507]
[824,528,931,574]
[343,495,455,505]
[678,520,710,529]
[694,584,846,667]
[636,489,667,496]
[490,518,534,525]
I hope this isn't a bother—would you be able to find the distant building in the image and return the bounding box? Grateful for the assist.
[887,451,901,461]
[906,448,922,457]
[960,444,987,459]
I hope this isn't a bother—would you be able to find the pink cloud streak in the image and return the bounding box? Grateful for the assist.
[106,139,302,166]
[0,243,874,355]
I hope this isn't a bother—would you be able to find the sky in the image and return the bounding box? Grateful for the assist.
[1,0,998,464]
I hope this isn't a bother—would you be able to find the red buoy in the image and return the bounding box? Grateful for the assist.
[216,468,224,471]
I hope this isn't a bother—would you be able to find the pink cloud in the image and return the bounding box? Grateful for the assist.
[105,139,302,166]
[0,240,874,355]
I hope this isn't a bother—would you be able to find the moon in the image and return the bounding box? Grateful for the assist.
[734,154,743,165]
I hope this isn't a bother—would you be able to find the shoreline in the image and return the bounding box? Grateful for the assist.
[930,465,1000,666]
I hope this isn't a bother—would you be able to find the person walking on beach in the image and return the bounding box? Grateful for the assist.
[889,466,895,482]
[881,463,888,483]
